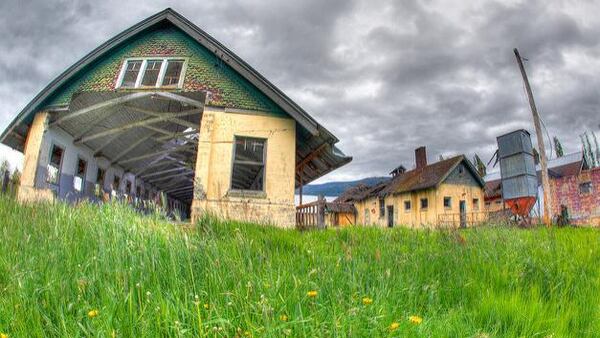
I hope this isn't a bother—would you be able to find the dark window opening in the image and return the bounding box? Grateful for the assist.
[231,137,266,191]
[579,182,592,194]
[126,181,132,194]
[420,198,428,210]
[162,60,184,86]
[473,198,480,211]
[444,196,452,209]
[74,158,87,192]
[113,176,121,192]
[47,144,64,185]
[141,60,162,86]
[121,60,142,87]
[96,168,105,184]
[404,200,411,211]
[379,197,385,218]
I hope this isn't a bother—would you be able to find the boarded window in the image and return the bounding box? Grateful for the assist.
[141,60,163,86]
[121,60,142,87]
[231,137,266,191]
[473,198,480,211]
[420,198,428,210]
[443,196,451,209]
[161,60,184,86]
[404,200,411,211]
[379,197,385,218]
[74,158,87,192]
[47,144,64,185]
[579,182,592,194]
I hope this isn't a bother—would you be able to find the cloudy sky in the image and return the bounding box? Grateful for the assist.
[1,0,599,182]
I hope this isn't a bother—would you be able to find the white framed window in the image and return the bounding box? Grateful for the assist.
[74,157,87,192]
[116,58,187,89]
[47,144,64,185]
[230,136,266,192]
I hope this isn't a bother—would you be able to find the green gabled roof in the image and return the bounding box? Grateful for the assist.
[1,8,336,147]
[0,8,351,186]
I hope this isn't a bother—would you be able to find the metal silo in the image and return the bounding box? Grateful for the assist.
[497,129,538,216]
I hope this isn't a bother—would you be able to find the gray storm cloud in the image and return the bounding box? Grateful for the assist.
[1,0,598,182]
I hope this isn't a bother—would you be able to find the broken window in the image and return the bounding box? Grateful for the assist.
[141,60,163,86]
[420,198,428,210]
[121,60,142,88]
[443,196,452,209]
[579,182,592,194]
[404,200,411,211]
[473,198,480,211]
[231,136,266,191]
[379,197,385,218]
[162,60,184,86]
[47,144,64,185]
[74,158,87,192]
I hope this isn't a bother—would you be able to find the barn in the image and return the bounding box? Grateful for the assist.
[0,8,351,227]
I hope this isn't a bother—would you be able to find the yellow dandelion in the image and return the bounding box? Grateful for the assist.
[203,303,209,310]
[389,322,400,331]
[362,297,373,305]
[87,309,99,318]
[1,333,8,338]
[409,315,423,325]
[307,290,318,298]
[280,314,288,321]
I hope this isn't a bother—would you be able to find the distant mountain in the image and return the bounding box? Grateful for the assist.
[298,177,389,197]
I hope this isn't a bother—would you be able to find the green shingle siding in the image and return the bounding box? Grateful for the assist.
[44,26,286,116]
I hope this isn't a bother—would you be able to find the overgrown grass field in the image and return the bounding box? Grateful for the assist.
[0,196,599,337]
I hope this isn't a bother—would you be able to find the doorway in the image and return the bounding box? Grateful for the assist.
[387,205,394,227]
[459,200,466,228]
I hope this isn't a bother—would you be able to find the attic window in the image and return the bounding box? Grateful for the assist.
[117,58,186,89]
[230,136,266,192]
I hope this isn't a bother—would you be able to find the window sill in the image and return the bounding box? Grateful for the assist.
[227,189,267,199]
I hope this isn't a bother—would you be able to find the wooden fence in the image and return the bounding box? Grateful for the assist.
[296,196,326,230]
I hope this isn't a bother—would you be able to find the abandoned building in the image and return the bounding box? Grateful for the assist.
[484,151,600,225]
[0,8,351,227]
[332,147,486,228]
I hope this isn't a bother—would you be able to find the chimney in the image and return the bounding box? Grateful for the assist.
[415,146,427,169]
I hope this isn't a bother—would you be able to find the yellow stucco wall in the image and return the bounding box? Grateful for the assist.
[18,112,55,203]
[353,183,485,228]
[191,106,297,227]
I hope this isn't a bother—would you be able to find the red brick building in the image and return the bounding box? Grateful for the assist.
[484,152,599,226]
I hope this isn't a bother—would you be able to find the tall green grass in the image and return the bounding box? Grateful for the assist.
[0,195,599,337]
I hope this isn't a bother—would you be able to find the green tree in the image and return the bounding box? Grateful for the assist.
[9,168,21,195]
[553,136,564,158]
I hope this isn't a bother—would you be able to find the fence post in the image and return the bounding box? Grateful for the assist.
[317,195,325,229]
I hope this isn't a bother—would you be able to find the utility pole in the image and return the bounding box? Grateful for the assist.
[514,48,552,226]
